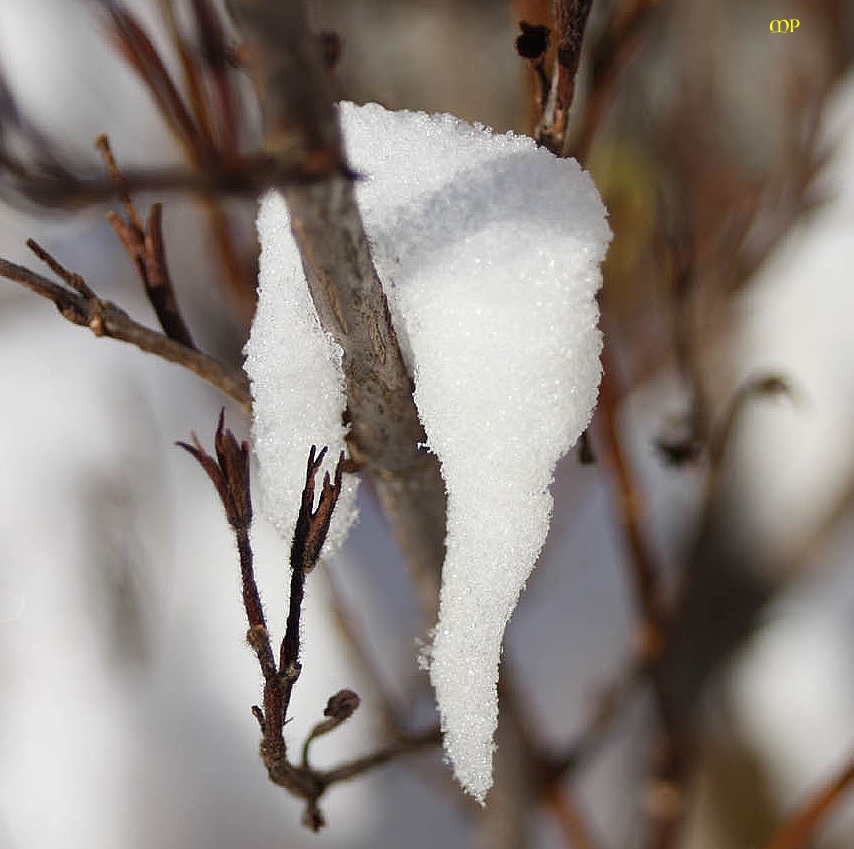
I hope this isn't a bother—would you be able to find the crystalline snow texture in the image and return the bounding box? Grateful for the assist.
[343,103,610,802]
[247,101,610,802]
[244,191,359,555]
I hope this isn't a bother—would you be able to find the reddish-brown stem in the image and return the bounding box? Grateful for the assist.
[0,248,250,408]
[761,752,854,849]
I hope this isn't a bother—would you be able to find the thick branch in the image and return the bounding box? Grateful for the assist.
[226,0,446,611]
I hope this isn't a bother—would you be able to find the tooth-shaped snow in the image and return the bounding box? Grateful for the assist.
[247,102,610,803]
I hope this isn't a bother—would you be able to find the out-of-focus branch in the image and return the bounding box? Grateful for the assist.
[548,662,643,781]
[225,0,446,613]
[0,243,251,409]
[542,784,603,849]
[4,154,347,210]
[102,0,255,309]
[569,0,659,161]
[593,357,688,849]
[760,749,854,849]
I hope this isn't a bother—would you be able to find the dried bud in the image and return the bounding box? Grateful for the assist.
[323,689,360,721]
[516,21,550,60]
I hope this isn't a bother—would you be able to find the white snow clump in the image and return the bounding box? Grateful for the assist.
[245,101,610,803]
[244,191,360,554]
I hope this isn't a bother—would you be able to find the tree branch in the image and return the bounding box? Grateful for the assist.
[0,243,251,409]
[226,0,446,612]
[760,749,854,849]
[96,134,196,348]
[180,414,441,830]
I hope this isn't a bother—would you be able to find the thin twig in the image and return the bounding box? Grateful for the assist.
[542,783,604,849]
[595,359,664,642]
[568,0,659,161]
[760,751,854,849]
[7,155,347,209]
[548,661,643,780]
[279,445,345,709]
[180,417,441,829]
[0,245,251,409]
[317,725,442,786]
[528,0,594,152]
[96,134,196,348]
[593,356,688,849]
[99,0,330,311]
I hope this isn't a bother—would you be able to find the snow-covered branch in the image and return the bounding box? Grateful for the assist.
[229,0,447,608]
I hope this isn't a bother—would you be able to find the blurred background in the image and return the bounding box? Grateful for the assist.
[1,1,854,847]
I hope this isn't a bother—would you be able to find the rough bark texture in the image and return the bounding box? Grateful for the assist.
[226,0,445,610]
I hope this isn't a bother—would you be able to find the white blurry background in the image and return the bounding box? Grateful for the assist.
[0,2,854,848]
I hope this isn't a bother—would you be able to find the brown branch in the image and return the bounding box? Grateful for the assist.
[316,725,441,786]
[542,784,603,849]
[5,154,348,210]
[705,375,794,506]
[526,0,594,153]
[548,661,643,781]
[104,2,201,158]
[555,1,595,119]
[0,243,251,409]
[760,751,854,849]
[595,359,664,641]
[593,356,688,849]
[190,0,241,159]
[180,416,440,829]
[226,0,446,614]
[568,0,659,161]
[99,0,324,311]
[279,445,344,709]
[96,134,196,348]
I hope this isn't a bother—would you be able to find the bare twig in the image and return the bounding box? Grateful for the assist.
[760,750,854,849]
[99,0,271,312]
[279,445,344,709]
[542,783,603,849]
[592,357,689,849]
[595,359,664,643]
[6,155,354,212]
[568,0,659,161]
[705,376,794,505]
[316,725,442,787]
[0,243,251,408]
[96,134,196,348]
[524,0,594,152]
[548,661,643,781]
[180,417,440,829]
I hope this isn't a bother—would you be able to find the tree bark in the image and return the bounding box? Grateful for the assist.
[225,0,445,611]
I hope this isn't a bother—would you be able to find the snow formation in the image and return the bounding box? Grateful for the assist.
[246,102,610,802]
[244,191,360,554]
